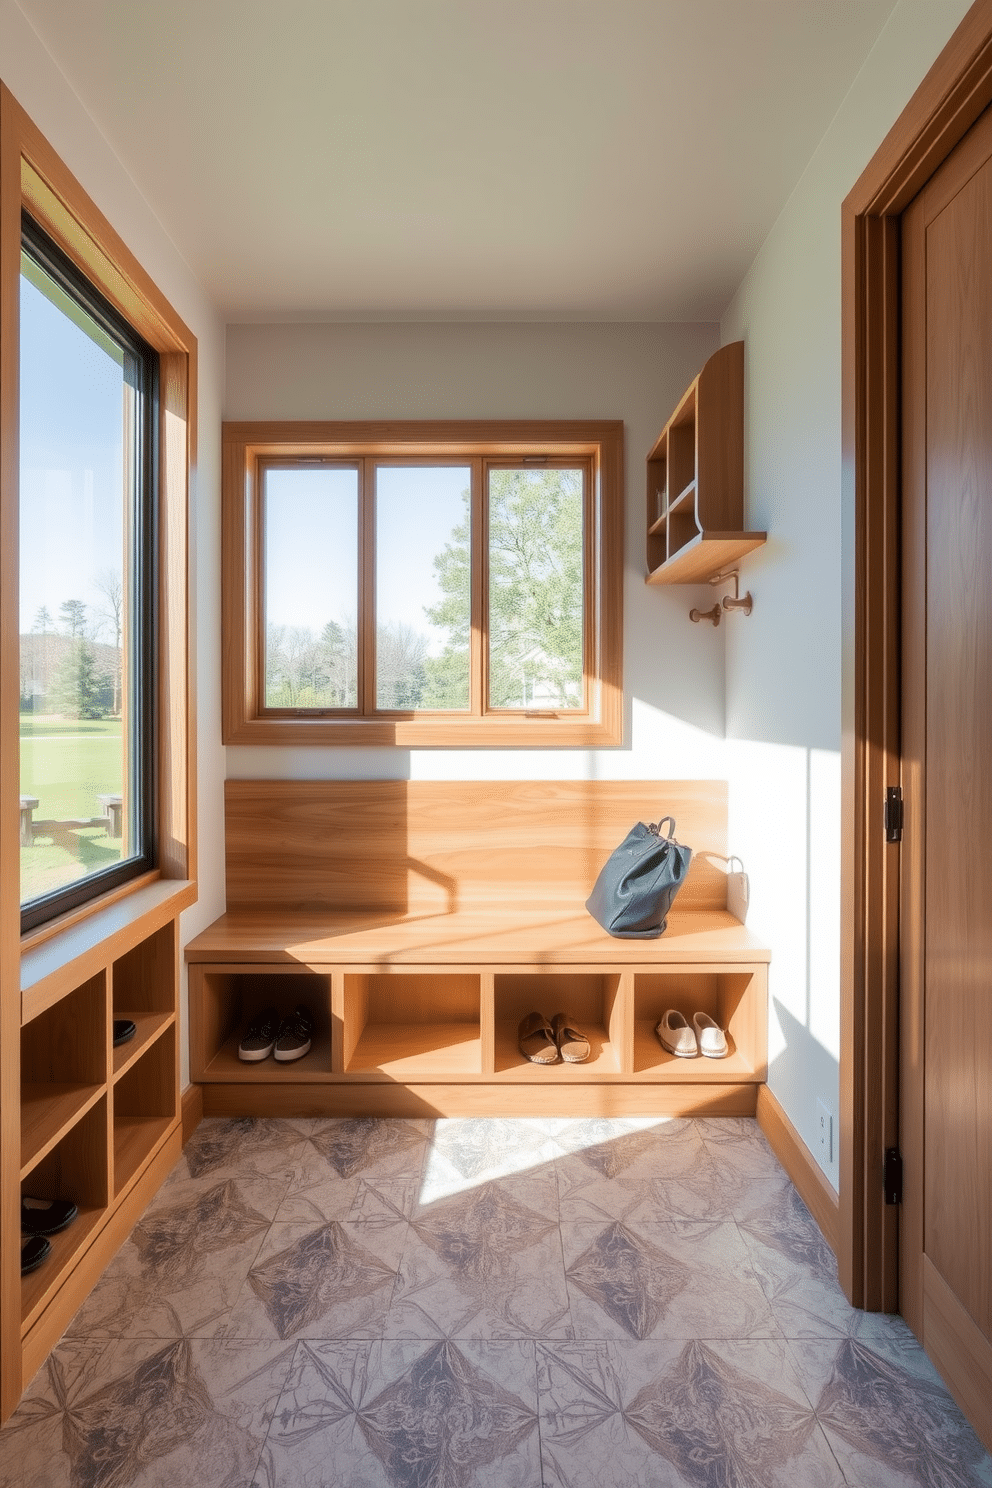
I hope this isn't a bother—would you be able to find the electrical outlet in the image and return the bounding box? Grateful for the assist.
[816,1098,834,1164]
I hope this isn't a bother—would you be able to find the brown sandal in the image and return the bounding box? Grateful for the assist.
[518,1011,559,1064]
[552,1012,591,1063]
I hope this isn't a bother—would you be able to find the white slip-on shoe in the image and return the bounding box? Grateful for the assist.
[693,1010,729,1058]
[655,1009,697,1057]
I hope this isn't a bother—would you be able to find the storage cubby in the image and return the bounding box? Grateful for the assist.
[190,967,334,1079]
[111,922,176,1078]
[344,973,481,1076]
[20,1097,109,1333]
[493,972,623,1076]
[645,341,766,584]
[20,974,107,1174]
[632,969,766,1080]
[113,1023,177,1196]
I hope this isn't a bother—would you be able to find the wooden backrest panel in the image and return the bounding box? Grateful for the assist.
[225,780,729,914]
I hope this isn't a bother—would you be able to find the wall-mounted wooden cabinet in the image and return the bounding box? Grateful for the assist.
[646,341,766,584]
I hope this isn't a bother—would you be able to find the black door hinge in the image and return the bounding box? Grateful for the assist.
[884,1147,903,1205]
[884,786,903,843]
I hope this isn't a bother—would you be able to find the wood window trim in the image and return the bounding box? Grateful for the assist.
[840,0,992,1314]
[1,80,197,1419]
[222,420,624,747]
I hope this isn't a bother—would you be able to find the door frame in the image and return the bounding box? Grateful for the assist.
[841,0,992,1310]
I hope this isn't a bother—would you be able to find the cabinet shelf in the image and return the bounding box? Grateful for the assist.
[203,1028,333,1081]
[112,1011,174,1081]
[346,1021,481,1077]
[493,1021,619,1077]
[20,1084,104,1178]
[646,342,766,585]
[646,532,768,586]
[114,1116,173,1196]
[20,1204,106,1335]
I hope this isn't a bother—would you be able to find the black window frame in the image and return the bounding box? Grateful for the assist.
[19,213,158,933]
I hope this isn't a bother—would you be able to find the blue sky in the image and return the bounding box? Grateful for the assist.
[19,252,125,638]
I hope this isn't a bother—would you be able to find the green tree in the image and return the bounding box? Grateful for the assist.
[50,637,109,718]
[59,598,88,638]
[420,492,472,709]
[425,468,584,709]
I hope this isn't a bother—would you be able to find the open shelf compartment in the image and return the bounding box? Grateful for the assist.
[632,968,766,1080]
[20,972,107,1174]
[493,972,624,1076]
[21,1096,109,1335]
[112,920,178,1079]
[344,972,481,1076]
[190,967,334,1080]
[112,1024,177,1197]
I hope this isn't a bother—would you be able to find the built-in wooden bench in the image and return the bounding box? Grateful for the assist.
[185,780,770,1118]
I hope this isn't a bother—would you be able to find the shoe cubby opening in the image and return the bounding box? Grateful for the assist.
[20,974,107,1173]
[20,1096,109,1334]
[190,968,334,1080]
[493,973,623,1075]
[343,973,481,1076]
[632,970,763,1077]
[112,1024,177,1196]
[111,924,177,1074]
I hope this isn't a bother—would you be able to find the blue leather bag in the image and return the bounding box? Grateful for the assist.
[585,815,692,939]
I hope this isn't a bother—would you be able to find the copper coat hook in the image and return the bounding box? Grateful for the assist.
[689,602,722,626]
[709,568,753,616]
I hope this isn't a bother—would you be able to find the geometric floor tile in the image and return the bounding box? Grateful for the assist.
[0,1337,295,1488]
[3,1117,990,1488]
[230,1221,405,1341]
[537,1337,846,1488]
[255,1339,540,1488]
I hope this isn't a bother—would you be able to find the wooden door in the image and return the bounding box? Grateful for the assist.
[901,102,992,1451]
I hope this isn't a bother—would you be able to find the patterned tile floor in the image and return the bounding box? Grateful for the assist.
[3,1115,992,1487]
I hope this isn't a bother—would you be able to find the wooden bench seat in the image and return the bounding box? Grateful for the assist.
[186,780,770,1118]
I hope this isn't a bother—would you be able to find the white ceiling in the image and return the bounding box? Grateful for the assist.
[19,0,899,321]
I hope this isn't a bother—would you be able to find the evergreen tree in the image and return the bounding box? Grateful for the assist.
[50,637,109,718]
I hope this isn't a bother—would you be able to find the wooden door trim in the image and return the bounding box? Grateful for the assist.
[841,0,992,1310]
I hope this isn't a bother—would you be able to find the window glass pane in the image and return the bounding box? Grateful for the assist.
[375,466,471,711]
[19,250,143,910]
[488,467,584,710]
[263,466,358,708]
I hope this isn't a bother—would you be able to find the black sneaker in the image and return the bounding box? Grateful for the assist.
[112,1018,137,1047]
[274,1006,314,1063]
[21,1235,51,1275]
[21,1196,78,1236]
[238,1007,279,1062]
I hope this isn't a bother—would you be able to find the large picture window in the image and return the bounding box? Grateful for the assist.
[18,217,156,930]
[223,423,623,746]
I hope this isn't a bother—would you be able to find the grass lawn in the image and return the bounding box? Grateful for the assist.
[19,714,124,902]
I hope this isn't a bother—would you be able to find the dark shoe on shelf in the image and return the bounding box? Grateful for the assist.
[21,1196,78,1236]
[112,1018,137,1047]
[21,1235,51,1275]
[238,1007,279,1062]
[274,1006,314,1062]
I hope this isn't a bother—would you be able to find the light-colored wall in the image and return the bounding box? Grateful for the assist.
[0,0,227,1087]
[225,320,728,783]
[721,0,973,1188]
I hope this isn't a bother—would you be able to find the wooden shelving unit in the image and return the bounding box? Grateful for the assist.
[188,957,768,1108]
[646,341,766,585]
[11,884,190,1406]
